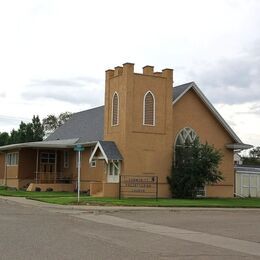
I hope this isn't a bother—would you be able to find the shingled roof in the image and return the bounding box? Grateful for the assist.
[46,82,247,146]
[46,106,104,143]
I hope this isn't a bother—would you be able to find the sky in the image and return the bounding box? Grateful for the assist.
[0,0,259,147]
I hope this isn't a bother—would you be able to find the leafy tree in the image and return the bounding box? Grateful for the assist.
[241,147,260,165]
[42,114,58,135]
[32,115,44,141]
[43,112,72,136]
[167,138,223,198]
[242,157,260,165]
[0,115,44,146]
[58,112,72,126]
[8,129,20,144]
[249,146,260,158]
[0,132,10,146]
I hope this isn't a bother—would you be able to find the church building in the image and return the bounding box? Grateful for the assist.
[0,63,251,197]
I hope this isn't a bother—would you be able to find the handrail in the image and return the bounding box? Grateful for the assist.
[234,192,246,198]
[35,171,72,184]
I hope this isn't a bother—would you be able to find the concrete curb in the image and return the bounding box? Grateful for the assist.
[1,196,260,212]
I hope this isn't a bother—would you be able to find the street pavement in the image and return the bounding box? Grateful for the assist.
[0,197,259,259]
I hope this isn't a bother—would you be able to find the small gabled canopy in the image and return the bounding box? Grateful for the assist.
[89,141,123,164]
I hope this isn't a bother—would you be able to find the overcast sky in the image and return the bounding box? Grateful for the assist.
[0,0,259,147]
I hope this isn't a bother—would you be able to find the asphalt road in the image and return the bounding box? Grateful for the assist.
[0,198,259,260]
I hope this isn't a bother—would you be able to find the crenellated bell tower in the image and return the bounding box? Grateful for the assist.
[104,63,173,197]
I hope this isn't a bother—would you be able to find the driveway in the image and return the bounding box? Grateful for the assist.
[0,197,259,259]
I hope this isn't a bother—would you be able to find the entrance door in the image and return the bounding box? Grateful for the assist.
[39,152,56,183]
[107,161,120,183]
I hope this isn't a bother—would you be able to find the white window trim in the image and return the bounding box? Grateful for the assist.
[6,152,19,166]
[111,91,119,126]
[90,160,97,168]
[174,127,197,165]
[107,160,121,175]
[174,127,197,147]
[143,90,155,126]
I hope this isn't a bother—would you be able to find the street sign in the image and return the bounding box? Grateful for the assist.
[74,144,85,203]
[74,144,85,152]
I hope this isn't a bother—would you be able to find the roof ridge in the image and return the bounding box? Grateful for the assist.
[174,82,194,88]
[72,105,104,116]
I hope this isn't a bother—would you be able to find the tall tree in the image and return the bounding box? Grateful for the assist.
[32,115,44,141]
[58,112,72,126]
[43,112,72,136]
[0,132,10,146]
[167,138,223,198]
[249,147,260,158]
[241,146,260,165]
[8,129,20,144]
[42,115,58,136]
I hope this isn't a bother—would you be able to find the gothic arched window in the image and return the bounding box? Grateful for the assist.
[112,92,119,126]
[175,127,197,166]
[143,91,155,126]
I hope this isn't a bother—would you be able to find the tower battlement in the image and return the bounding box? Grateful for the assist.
[106,63,173,80]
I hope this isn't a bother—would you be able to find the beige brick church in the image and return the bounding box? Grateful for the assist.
[0,63,251,197]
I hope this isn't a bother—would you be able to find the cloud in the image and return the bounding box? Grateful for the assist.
[0,92,6,98]
[190,39,260,104]
[21,76,104,105]
[237,103,260,115]
[0,115,30,131]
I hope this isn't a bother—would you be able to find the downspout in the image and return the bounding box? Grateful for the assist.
[4,152,7,186]
[36,149,39,184]
[55,150,57,183]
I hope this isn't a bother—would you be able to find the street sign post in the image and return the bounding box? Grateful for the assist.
[74,144,85,203]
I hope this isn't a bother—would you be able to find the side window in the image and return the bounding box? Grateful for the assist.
[64,151,69,168]
[6,152,19,166]
[112,92,119,126]
[90,160,96,168]
[143,91,155,126]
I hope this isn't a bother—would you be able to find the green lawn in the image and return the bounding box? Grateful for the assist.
[0,186,76,198]
[1,185,260,207]
[31,196,260,208]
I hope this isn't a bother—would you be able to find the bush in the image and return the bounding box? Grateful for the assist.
[7,187,17,191]
[35,187,41,192]
[46,187,53,192]
[167,138,223,198]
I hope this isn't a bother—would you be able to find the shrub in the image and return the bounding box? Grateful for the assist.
[35,187,41,192]
[46,187,53,192]
[167,138,223,198]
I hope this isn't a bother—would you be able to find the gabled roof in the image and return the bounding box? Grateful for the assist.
[89,141,123,163]
[46,106,104,144]
[47,84,189,143]
[172,82,243,144]
[172,82,192,101]
[45,82,248,147]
